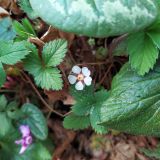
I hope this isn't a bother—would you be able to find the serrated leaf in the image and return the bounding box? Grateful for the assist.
[100,62,160,136]
[18,0,38,19]
[63,114,90,130]
[71,86,94,116]
[127,32,159,75]
[0,95,7,111]
[29,0,158,37]
[34,67,63,90]
[0,17,16,40]
[90,106,108,134]
[0,41,29,65]
[43,39,67,67]
[21,103,48,140]
[24,42,64,90]
[147,29,160,49]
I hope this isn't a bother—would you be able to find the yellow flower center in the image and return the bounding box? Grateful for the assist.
[77,74,84,81]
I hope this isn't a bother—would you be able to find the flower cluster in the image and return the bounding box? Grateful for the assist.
[68,66,92,90]
[15,125,33,154]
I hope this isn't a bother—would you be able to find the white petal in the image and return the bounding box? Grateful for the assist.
[82,67,91,76]
[84,76,92,86]
[19,145,28,154]
[75,81,84,90]
[72,65,81,74]
[68,75,77,84]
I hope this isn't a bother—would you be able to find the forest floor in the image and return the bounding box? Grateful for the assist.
[0,1,159,160]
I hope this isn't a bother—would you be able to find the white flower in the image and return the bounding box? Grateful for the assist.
[68,65,92,90]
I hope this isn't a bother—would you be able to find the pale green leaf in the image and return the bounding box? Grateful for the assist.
[0,17,16,40]
[29,0,158,37]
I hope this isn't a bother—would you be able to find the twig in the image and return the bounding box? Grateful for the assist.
[21,71,64,117]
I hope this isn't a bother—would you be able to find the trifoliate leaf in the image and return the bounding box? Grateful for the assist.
[18,0,38,19]
[25,40,65,90]
[0,17,16,41]
[63,114,90,130]
[0,41,29,65]
[21,103,48,140]
[127,32,159,75]
[43,39,67,67]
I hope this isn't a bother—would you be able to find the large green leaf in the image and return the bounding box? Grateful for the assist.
[21,103,48,140]
[100,62,160,136]
[0,17,16,40]
[29,0,158,37]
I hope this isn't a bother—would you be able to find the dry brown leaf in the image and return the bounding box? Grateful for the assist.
[110,141,137,160]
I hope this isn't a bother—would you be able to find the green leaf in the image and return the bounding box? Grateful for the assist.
[127,32,159,75]
[43,39,67,67]
[68,87,108,133]
[0,112,13,138]
[0,95,7,111]
[147,29,160,49]
[29,0,158,37]
[141,145,160,159]
[13,18,36,41]
[0,17,16,40]
[100,62,160,136]
[63,114,90,130]
[0,41,29,65]
[0,63,6,87]
[24,40,65,90]
[21,103,48,140]
[90,106,108,134]
[34,67,63,90]
[18,0,38,19]
[71,86,95,116]
[30,142,52,160]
